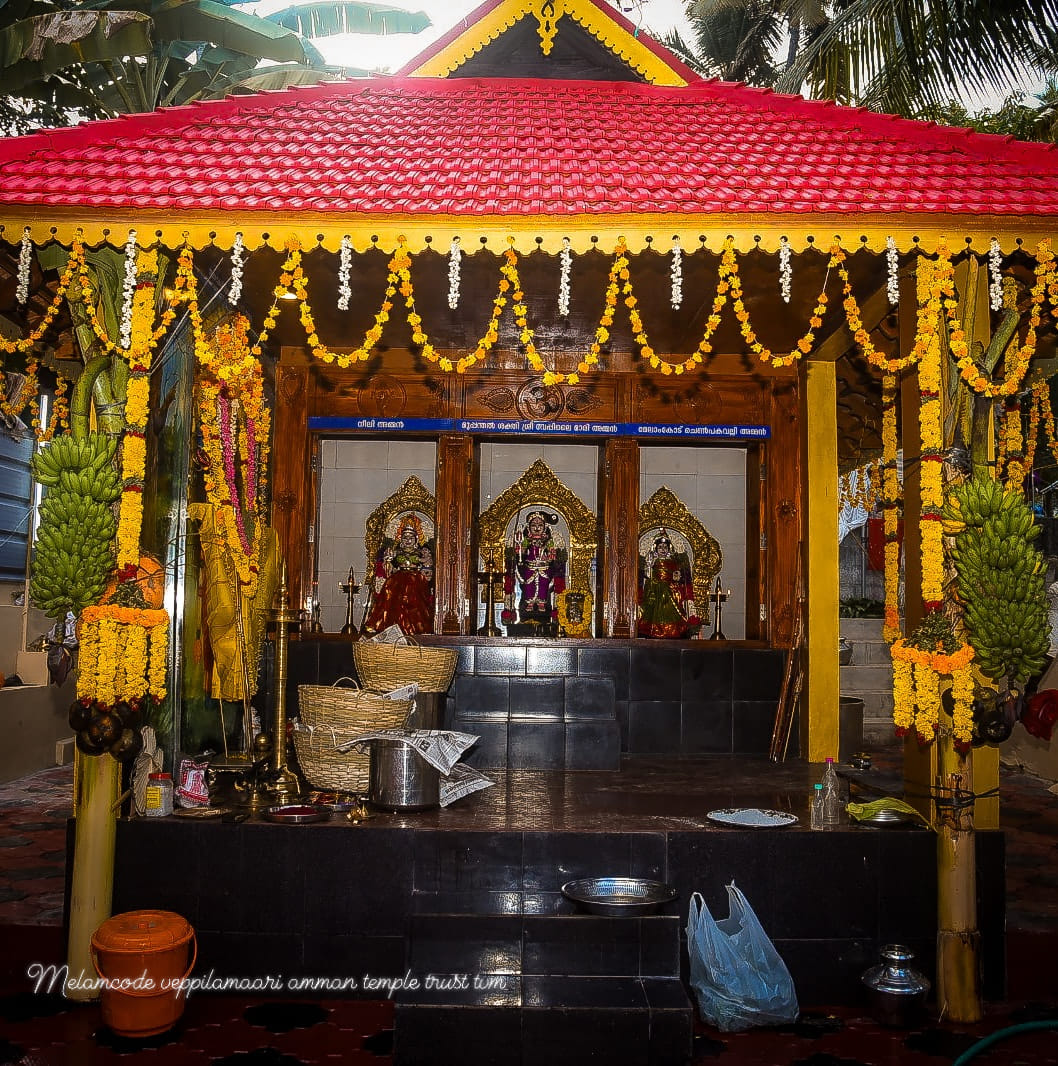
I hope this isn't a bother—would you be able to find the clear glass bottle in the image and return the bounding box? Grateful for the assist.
[810,782,824,829]
[144,772,173,817]
[820,756,843,828]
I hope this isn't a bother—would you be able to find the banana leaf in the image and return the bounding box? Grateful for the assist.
[0,11,153,90]
[266,1,429,38]
[225,61,364,92]
[151,0,322,65]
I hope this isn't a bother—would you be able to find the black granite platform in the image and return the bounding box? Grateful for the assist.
[104,756,1006,1066]
[262,637,794,771]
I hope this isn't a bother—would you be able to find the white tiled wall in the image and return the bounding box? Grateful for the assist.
[315,438,748,637]
[640,445,747,639]
[316,440,437,632]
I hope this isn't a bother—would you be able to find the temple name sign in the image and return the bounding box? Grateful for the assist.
[309,417,770,440]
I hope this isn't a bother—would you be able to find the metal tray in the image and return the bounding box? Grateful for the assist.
[561,877,677,916]
[263,804,331,825]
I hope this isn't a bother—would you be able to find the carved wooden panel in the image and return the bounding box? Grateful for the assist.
[434,434,475,634]
[463,373,619,422]
[271,365,311,613]
[630,377,767,424]
[313,366,449,419]
[767,380,801,647]
[602,439,640,638]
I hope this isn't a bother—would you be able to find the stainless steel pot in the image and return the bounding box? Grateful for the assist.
[368,738,440,810]
[861,944,930,1027]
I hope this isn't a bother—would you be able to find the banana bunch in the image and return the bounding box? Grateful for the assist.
[30,432,120,619]
[944,477,1049,685]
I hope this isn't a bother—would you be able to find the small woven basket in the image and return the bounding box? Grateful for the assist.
[353,639,458,693]
[294,680,413,793]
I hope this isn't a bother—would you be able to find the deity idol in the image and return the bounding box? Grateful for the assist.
[363,513,434,635]
[502,510,566,629]
[638,528,700,639]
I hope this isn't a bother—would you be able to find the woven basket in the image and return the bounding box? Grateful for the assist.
[353,639,458,693]
[293,680,412,793]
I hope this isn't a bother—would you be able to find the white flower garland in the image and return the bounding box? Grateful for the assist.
[16,228,32,305]
[886,236,900,306]
[229,232,245,306]
[670,237,683,310]
[119,229,138,349]
[558,237,572,317]
[988,237,1003,311]
[447,237,461,310]
[778,236,791,304]
[337,235,352,310]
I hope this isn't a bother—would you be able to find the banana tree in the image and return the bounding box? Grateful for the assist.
[0,0,429,132]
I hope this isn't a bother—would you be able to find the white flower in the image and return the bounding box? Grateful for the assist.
[337,235,352,311]
[988,237,1003,311]
[670,237,683,310]
[229,232,245,306]
[447,237,461,310]
[558,237,572,317]
[119,229,138,349]
[778,236,791,304]
[16,228,32,305]
[886,236,900,306]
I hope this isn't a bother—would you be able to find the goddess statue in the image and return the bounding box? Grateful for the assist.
[363,513,434,635]
[502,510,567,633]
[638,528,700,639]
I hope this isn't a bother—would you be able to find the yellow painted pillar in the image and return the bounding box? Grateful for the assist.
[800,359,840,762]
[66,751,120,1000]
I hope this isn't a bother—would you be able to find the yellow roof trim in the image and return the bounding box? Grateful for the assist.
[404,0,688,86]
[1,210,1055,255]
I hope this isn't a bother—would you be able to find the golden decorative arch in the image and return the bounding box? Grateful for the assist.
[638,486,723,623]
[364,476,436,576]
[478,459,598,593]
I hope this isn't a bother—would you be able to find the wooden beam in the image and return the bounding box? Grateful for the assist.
[811,279,893,363]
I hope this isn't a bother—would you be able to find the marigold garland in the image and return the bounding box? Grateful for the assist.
[196,313,270,598]
[916,260,947,612]
[891,636,975,745]
[881,373,902,643]
[77,605,170,705]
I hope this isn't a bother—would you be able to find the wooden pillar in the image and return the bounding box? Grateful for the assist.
[435,434,475,634]
[271,362,311,614]
[767,378,801,647]
[800,360,839,761]
[602,438,639,638]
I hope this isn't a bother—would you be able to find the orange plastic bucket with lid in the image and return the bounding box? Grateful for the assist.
[90,910,196,1037]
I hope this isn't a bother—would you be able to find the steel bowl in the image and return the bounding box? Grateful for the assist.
[561,877,677,916]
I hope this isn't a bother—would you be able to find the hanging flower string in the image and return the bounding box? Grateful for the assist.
[670,237,683,310]
[778,237,791,304]
[916,258,946,612]
[885,236,899,306]
[337,235,352,311]
[881,372,902,643]
[557,237,572,317]
[988,238,1003,312]
[229,232,245,306]
[997,396,1025,489]
[891,633,975,746]
[447,237,461,310]
[119,229,138,350]
[195,313,269,599]
[16,228,32,305]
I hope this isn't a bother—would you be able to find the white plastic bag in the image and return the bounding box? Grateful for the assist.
[686,882,799,1031]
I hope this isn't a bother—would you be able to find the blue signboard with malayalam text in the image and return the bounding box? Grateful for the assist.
[309,416,770,440]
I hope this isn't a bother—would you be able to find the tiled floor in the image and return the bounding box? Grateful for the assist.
[1,746,1056,1064]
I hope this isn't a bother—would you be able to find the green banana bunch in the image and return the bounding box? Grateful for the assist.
[943,477,1049,685]
[30,432,120,620]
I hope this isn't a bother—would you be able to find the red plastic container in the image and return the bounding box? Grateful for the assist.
[90,910,196,1037]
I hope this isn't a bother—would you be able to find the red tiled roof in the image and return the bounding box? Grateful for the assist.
[2,76,1058,217]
